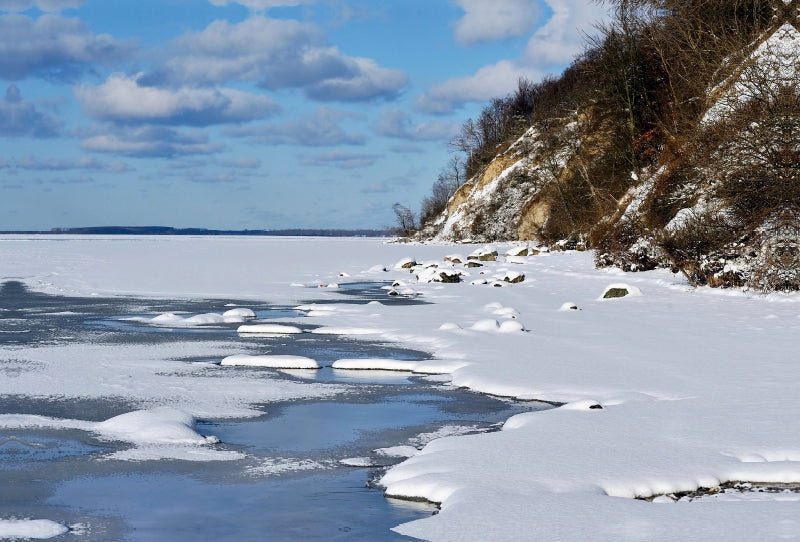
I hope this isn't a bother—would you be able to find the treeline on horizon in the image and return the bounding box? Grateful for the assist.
[404,0,775,238]
[5,226,390,237]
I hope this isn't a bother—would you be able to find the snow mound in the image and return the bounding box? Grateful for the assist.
[222,307,256,318]
[237,324,303,334]
[497,320,525,333]
[471,319,499,331]
[0,519,68,540]
[96,408,218,445]
[221,354,319,369]
[340,456,376,467]
[128,311,249,326]
[600,283,642,299]
[376,445,418,458]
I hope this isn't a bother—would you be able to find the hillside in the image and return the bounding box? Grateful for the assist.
[420,1,800,291]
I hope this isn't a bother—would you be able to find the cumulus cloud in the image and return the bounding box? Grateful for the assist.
[0,84,61,137]
[375,108,459,141]
[0,0,84,11]
[522,0,608,65]
[418,0,609,114]
[147,16,407,102]
[82,125,224,157]
[75,73,280,126]
[225,107,365,146]
[300,150,380,169]
[453,0,542,46]
[0,14,135,81]
[416,60,537,115]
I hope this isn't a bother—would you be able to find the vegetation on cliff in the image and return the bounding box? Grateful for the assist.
[405,0,800,291]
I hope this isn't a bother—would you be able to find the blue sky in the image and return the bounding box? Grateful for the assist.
[0,0,608,231]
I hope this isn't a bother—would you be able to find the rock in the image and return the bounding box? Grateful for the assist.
[503,272,525,284]
[438,270,462,283]
[444,254,465,264]
[505,246,529,257]
[588,403,603,410]
[603,287,629,299]
[466,261,483,268]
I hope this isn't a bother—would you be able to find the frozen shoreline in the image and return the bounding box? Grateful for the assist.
[3,235,800,540]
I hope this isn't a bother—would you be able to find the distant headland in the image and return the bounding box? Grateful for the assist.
[1,227,390,237]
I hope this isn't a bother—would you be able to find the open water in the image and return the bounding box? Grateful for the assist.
[0,281,546,541]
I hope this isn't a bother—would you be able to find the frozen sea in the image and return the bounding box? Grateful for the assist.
[0,274,540,541]
[3,235,800,541]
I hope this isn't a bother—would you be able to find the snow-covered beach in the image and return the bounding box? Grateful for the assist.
[2,235,800,540]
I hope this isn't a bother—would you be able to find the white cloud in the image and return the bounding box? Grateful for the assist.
[0,84,61,137]
[82,125,224,157]
[522,0,608,66]
[304,56,407,102]
[224,106,365,146]
[453,0,542,46]
[300,150,380,169]
[75,73,280,126]
[0,14,135,80]
[148,16,407,102]
[375,107,460,141]
[418,0,609,114]
[0,0,84,12]
[416,60,538,114]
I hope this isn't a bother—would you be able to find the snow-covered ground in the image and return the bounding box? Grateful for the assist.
[2,235,800,540]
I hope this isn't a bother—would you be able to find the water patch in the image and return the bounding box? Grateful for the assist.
[0,431,108,467]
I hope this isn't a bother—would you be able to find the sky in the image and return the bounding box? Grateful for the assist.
[0,0,609,231]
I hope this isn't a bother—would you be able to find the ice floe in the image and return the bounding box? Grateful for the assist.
[0,519,68,540]
[221,354,320,369]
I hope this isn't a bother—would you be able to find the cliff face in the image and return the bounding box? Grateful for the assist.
[424,20,800,291]
[426,124,571,242]
[425,114,609,244]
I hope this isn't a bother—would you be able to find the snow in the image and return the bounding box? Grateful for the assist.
[221,354,320,369]
[331,358,465,374]
[0,519,68,540]
[5,235,800,540]
[222,307,256,318]
[126,311,251,326]
[704,24,800,124]
[0,408,244,462]
[236,324,303,334]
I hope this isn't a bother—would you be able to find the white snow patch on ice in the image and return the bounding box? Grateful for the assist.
[236,324,303,334]
[221,354,320,369]
[0,408,241,462]
[0,519,68,540]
